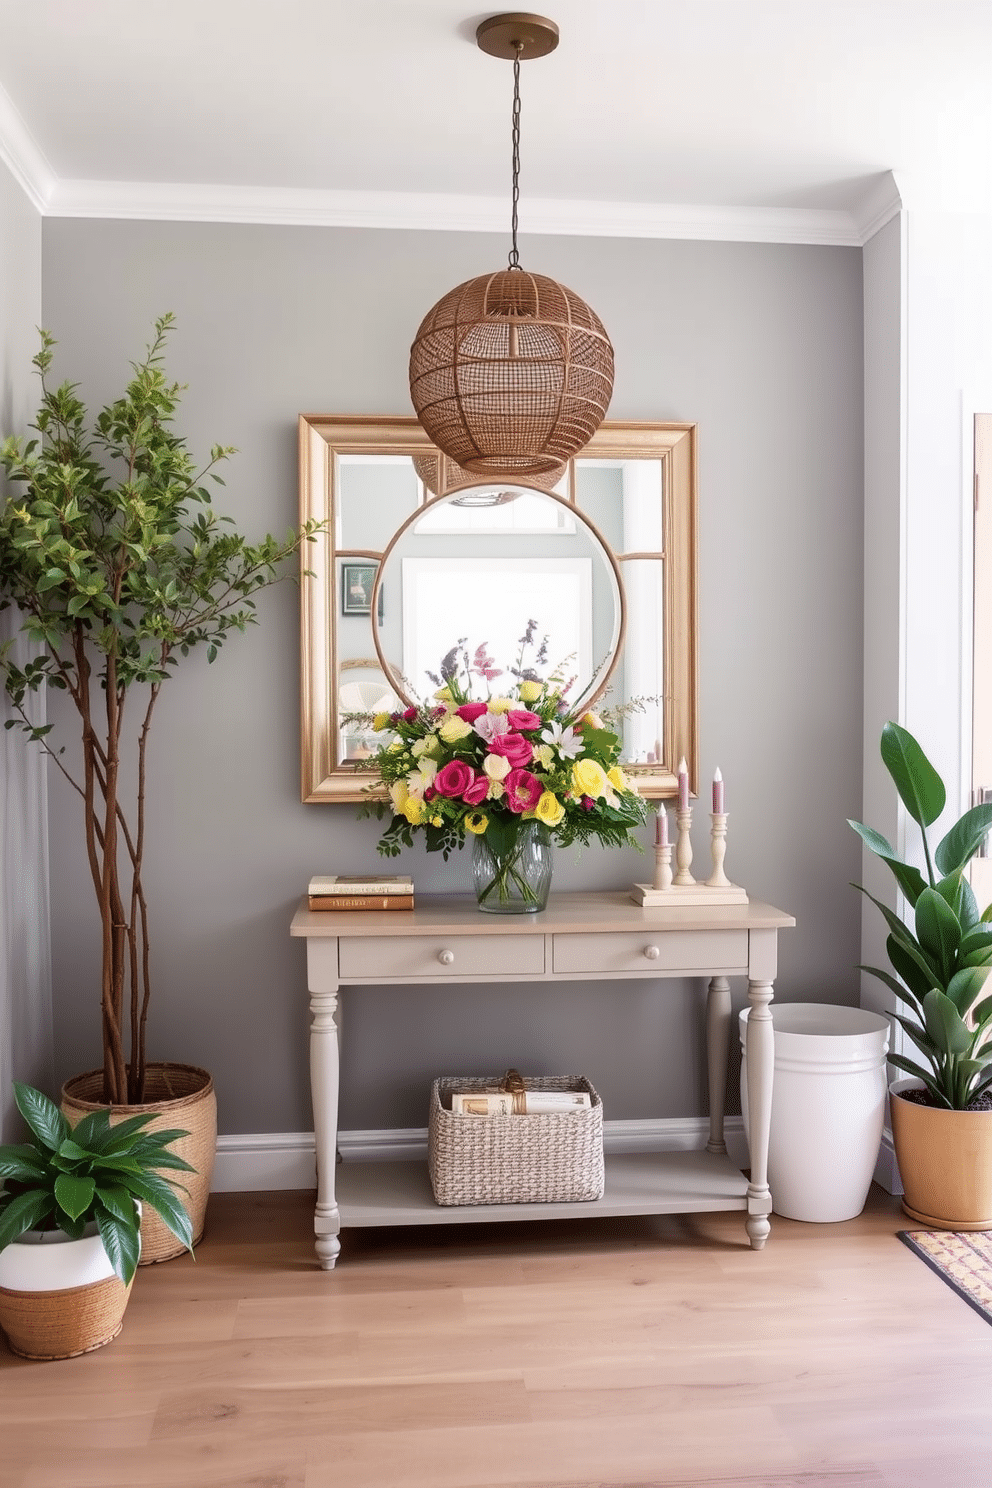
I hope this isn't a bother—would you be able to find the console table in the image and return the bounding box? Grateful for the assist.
[290,891,795,1268]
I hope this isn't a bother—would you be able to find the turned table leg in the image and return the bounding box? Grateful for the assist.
[744,977,774,1250]
[705,975,732,1155]
[310,986,341,1269]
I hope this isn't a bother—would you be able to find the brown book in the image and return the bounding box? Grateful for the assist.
[308,893,415,912]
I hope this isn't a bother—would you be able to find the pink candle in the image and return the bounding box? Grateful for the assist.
[656,807,669,846]
[712,767,725,814]
[677,757,689,812]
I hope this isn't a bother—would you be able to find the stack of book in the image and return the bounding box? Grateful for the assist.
[307,875,414,912]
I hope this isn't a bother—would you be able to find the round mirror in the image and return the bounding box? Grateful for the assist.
[371,483,624,712]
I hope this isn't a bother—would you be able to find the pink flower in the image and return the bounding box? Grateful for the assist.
[456,702,489,724]
[488,732,534,768]
[506,709,541,731]
[461,772,490,805]
[504,769,543,813]
[402,707,418,722]
[434,759,475,798]
[581,795,595,811]
[424,786,436,802]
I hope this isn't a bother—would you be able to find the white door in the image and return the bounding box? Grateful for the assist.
[972,414,992,910]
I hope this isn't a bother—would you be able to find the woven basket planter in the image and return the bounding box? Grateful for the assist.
[62,1062,216,1262]
[0,1275,133,1360]
[429,1074,604,1206]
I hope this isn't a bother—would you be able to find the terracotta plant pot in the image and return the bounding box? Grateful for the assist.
[0,1225,134,1360]
[62,1062,216,1262]
[889,1076,992,1230]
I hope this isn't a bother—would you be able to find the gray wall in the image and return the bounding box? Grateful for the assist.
[40,219,864,1134]
[0,159,51,1138]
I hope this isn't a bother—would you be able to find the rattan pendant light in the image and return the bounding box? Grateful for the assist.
[409,13,614,479]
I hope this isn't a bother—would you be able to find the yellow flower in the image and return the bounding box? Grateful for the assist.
[431,815,443,827]
[487,780,506,800]
[534,743,554,770]
[518,680,543,703]
[581,711,604,730]
[372,712,392,732]
[389,781,409,814]
[487,696,513,714]
[388,739,405,754]
[434,686,453,702]
[439,714,473,743]
[607,765,629,793]
[402,796,426,825]
[535,790,565,826]
[572,757,609,799]
[465,811,488,834]
[483,752,511,782]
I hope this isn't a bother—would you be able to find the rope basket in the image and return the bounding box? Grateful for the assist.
[0,1275,133,1360]
[429,1073,604,1206]
[61,1063,216,1263]
[409,270,614,478]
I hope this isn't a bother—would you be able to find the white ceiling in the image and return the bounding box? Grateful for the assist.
[1,1,990,244]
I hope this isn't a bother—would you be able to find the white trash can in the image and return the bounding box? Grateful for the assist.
[739,1002,890,1223]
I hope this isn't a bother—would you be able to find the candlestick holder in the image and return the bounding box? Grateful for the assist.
[674,807,695,885]
[651,840,674,892]
[706,812,731,888]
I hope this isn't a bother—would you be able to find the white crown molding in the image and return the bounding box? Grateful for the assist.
[210,1117,748,1193]
[42,175,862,246]
[0,83,57,212]
[853,170,904,245]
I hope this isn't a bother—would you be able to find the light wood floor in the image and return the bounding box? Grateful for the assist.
[2,1186,990,1488]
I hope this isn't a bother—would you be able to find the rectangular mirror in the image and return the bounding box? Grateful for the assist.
[299,417,697,803]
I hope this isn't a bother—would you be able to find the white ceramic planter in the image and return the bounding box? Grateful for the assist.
[740,1002,890,1223]
[0,1223,116,1291]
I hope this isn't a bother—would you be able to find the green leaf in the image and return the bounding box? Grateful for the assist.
[99,1114,158,1152]
[58,1138,93,1162]
[118,1172,194,1253]
[935,802,992,875]
[889,1054,950,1104]
[915,888,961,983]
[0,1145,48,1182]
[880,721,946,828]
[0,1189,54,1249]
[959,927,992,965]
[892,1012,938,1060]
[847,821,927,905]
[13,1083,67,1152]
[857,962,923,1012]
[922,989,973,1056]
[944,966,990,1017]
[95,1210,141,1285]
[66,1109,113,1153]
[885,935,935,1007]
[54,1172,96,1221]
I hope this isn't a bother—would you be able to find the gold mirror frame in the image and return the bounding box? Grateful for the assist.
[299,416,697,804]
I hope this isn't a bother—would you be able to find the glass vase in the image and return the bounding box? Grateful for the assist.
[472,818,553,914]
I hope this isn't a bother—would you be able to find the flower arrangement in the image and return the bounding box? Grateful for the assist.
[356,625,648,907]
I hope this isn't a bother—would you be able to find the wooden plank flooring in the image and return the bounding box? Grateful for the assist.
[1,1186,990,1488]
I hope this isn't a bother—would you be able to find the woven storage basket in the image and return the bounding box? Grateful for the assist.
[429,1074,604,1206]
[61,1063,216,1263]
[0,1275,133,1360]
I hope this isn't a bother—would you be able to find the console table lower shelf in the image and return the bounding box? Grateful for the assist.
[337,1150,748,1229]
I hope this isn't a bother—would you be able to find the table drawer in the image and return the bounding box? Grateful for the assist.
[552,930,748,976]
[339,933,545,980]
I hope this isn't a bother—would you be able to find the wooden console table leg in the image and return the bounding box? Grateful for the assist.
[705,976,731,1155]
[744,978,774,1250]
[310,987,341,1269]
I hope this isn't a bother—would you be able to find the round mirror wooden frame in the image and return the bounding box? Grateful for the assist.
[299,416,697,803]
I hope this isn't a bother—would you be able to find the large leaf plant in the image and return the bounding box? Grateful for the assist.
[0,1083,193,1284]
[0,315,321,1104]
[850,721,992,1109]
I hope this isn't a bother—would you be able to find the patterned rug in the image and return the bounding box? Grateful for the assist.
[898,1228,992,1324]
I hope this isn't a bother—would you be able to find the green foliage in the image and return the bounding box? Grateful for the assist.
[0,1083,194,1284]
[0,317,323,1102]
[850,721,992,1109]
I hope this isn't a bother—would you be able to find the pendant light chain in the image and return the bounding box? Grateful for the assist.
[508,43,523,270]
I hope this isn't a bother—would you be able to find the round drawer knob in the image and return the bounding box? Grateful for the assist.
[438,949,455,966]
[643,944,661,961]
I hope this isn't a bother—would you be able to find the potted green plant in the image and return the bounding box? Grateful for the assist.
[0,315,319,1258]
[849,720,992,1228]
[0,1082,193,1358]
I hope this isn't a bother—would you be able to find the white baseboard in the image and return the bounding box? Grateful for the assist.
[873,1126,903,1195]
[211,1116,749,1193]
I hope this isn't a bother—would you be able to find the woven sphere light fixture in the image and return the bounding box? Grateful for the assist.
[409,13,614,479]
